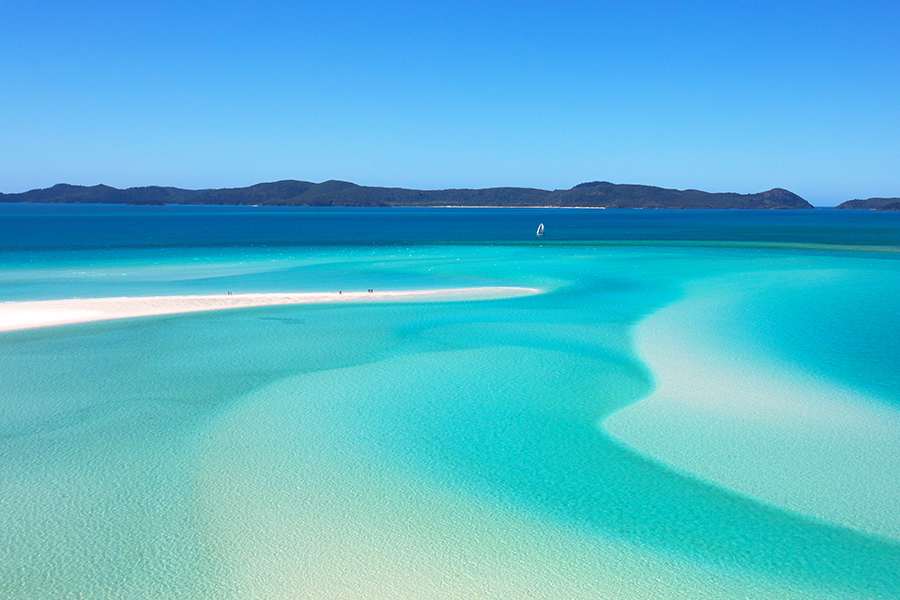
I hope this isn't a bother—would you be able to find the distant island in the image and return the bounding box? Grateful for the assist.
[835,197,900,211]
[0,180,815,209]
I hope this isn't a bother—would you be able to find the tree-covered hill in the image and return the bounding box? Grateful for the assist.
[1,180,814,209]
[835,197,900,211]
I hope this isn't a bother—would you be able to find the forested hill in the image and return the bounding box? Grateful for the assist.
[0,180,814,209]
[835,197,900,211]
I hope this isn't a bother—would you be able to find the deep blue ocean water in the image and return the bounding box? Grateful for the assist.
[3,204,900,251]
[1,205,899,599]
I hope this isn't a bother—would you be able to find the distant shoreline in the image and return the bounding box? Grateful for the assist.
[0,201,872,210]
[0,180,815,209]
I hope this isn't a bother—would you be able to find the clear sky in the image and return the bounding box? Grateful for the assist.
[1,1,897,205]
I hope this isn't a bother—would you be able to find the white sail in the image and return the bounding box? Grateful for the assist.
[536,223,544,236]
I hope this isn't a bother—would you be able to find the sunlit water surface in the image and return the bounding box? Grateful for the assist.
[2,205,899,598]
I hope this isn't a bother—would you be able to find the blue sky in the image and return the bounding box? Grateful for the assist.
[1,1,897,205]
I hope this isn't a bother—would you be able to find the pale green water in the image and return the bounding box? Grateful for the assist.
[1,207,899,598]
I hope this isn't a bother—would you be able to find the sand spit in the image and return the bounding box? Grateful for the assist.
[0,287,540,332]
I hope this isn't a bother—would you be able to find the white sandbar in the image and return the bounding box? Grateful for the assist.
[0,287,540,332]
[602,279,900,541]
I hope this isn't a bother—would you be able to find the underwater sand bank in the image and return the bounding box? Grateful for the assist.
[603,282,900,541]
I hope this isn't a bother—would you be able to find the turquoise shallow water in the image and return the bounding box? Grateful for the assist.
[1,206,900,598]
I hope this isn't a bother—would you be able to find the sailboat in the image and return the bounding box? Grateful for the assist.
[536,223,544,236]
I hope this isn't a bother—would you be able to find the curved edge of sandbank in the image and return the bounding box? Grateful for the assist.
[600,281,900,541]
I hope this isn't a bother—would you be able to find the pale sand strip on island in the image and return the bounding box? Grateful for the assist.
[602,278,900,541]
[0,287,540,332]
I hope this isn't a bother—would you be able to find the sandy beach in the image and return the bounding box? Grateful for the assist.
[0,287,540,332]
